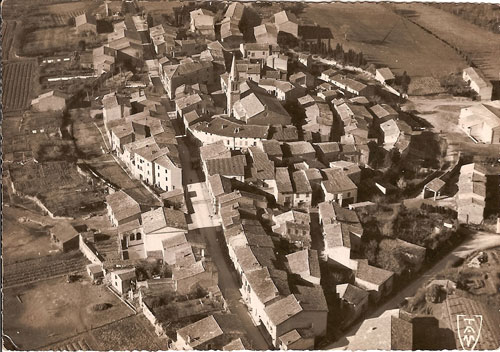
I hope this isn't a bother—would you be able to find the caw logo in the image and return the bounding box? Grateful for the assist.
[456,314,483,350]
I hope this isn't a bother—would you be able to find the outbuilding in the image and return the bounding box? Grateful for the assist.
[50,222,80,252]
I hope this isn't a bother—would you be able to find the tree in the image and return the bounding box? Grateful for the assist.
[363,239,379,265]
[397,177,407,190]
[78,40,86,51]
[401,71,411,94]
[425,284,442,303]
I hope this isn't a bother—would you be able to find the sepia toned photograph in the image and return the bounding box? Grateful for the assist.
[2,0,500,350]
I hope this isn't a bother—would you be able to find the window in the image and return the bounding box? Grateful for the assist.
[130,233,135,241]
[165,176,168,181]
[136,233,141,240]
[172,185,175,189]
[347,192,351,197]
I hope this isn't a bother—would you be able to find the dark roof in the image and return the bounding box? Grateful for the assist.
[337,283,369,305]
[51,222,79,243]
[205,155,247,177]
[356,260,394,286]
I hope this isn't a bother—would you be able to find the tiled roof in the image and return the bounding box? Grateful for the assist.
[200,140,231,162]
[192,116,269,139]
[292,170,312,194]
[141,207,188,234]
[264,294,303,326]
[106,190,141,223]
[355,260,394,285]
[321,169,357,193]
[336,283,369,305]
[176,315,222,348]
[205,155,247,177]
[275,167,293,193]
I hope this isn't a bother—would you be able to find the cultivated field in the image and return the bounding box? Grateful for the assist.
[21,27,105,57]
[3,277,134,350]
[8,161,107,217]
[391,3,500,80]
[302,3,467,83]
[89,315,164,350]
[70,109,161,206]
[3,251,89,288]
[2,20,18,60]
[2,60,38,112]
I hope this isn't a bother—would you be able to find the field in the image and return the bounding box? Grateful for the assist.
[2,20,18,60]
[404,97,500,161]
[302,3,467,84]
[42,314,165,351]
[392,3,500,80]
[70,108,162,206]
[3,277,134,350]
[2,60,38,112]
[8,160,107,217]
[20,27,106,57]
[2,206,59,265]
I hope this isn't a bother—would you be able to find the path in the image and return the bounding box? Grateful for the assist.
[325,230,500,350]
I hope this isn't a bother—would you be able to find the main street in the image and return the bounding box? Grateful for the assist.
[325,230,500,349]
[176,135,271,350]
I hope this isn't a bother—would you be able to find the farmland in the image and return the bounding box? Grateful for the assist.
[301,3,467,90]
[2,60,39,112]
[2,20,19,60]
[20,27,106,57]
[8,160,107,218]
[3,276,134,350]
[390,3,500,80]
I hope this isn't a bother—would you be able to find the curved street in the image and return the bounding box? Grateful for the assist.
[325,230,500,350]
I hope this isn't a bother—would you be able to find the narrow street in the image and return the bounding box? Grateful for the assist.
[177,134,271,350]
[325,230,500,350]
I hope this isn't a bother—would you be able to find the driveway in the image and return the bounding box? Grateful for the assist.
[325,230,500,350]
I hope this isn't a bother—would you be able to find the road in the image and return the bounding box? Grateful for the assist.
[326,230,500,350]
[177,135,271,350]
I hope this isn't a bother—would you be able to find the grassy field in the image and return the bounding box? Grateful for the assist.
[2,206,58,264]
[391,3,500,80]
[3,277,134,350]
[302,3,467,83]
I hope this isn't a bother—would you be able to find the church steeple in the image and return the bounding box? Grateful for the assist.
[230,54,238,82]
[227,54,240,116]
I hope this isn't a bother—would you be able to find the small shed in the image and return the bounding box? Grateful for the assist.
[31,90,68,112]
[75,13,97,34]
[422,178,445,200]
[50,222,80,252]
[86,263,104,282]
[110,268,137,295]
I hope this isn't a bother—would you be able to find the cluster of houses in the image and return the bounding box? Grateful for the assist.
[459,100,500,144]
[105,189,218,295]
[43,2,500,350]
[457,163,488,225]
[213,187,328,349]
